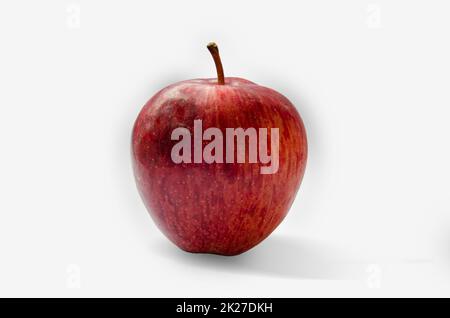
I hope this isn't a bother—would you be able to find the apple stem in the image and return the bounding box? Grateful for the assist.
[207,42,225,85]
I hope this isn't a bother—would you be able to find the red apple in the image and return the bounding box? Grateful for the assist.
[132,43,307,255]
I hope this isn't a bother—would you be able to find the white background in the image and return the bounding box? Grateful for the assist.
[0,0,449,297]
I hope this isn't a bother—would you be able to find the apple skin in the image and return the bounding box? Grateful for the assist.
[132,77,307,256]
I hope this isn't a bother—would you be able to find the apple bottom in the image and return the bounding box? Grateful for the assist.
[134,162,302,256]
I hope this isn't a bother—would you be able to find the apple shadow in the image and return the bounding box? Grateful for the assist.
[153,235,363,280]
